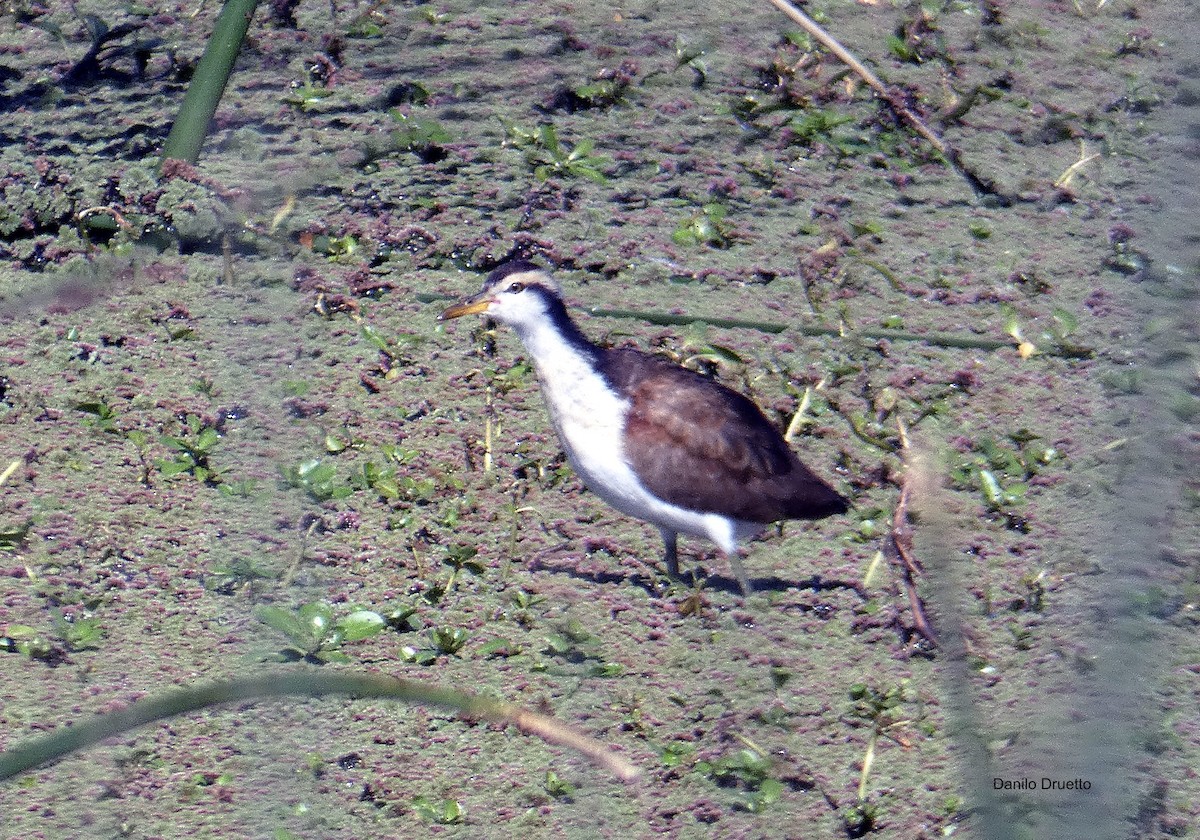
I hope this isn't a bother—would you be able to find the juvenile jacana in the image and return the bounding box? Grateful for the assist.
[439,261,848,595]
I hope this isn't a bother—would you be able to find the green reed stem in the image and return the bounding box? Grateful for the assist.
[158,0,261,168]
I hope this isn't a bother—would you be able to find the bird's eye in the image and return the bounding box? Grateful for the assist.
[507,282,525,293]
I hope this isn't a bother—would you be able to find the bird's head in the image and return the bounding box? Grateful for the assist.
[439,261,562,330]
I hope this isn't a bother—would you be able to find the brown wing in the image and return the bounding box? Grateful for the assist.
[600,349,847,523]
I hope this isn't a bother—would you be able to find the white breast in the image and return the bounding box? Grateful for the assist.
[515,321,751,552]
[528,334,643,511]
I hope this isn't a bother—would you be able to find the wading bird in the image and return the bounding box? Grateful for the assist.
[440,261,848,594]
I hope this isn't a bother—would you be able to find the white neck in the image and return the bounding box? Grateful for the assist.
[509,316,626,455]
[518,320,602,402]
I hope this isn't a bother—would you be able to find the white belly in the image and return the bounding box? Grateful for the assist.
[531,349,744,551]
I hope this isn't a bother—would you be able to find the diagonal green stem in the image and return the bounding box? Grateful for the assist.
[0,670,639,783]
[158,0,261,168]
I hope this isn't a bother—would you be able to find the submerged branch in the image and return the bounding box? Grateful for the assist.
[422,294,1091,357]
[0,670,640,784]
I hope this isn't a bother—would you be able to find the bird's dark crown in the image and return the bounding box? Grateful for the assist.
[483,260,545,289]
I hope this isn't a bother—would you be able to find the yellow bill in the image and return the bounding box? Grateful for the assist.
[439,296,491,320]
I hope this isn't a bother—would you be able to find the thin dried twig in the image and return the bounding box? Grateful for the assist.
[1053,139,1102,188]
[886,463,939,646]
[76,206,134,231]
[0,460,20,487]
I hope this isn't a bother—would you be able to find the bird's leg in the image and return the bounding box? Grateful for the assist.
[659,527,680,580]
[727,550,753,597]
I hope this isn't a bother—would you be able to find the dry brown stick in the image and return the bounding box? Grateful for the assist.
[887,468,939,646]
[763,0,1009,203]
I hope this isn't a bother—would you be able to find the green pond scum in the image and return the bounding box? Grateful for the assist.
[0,0,1197,837]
